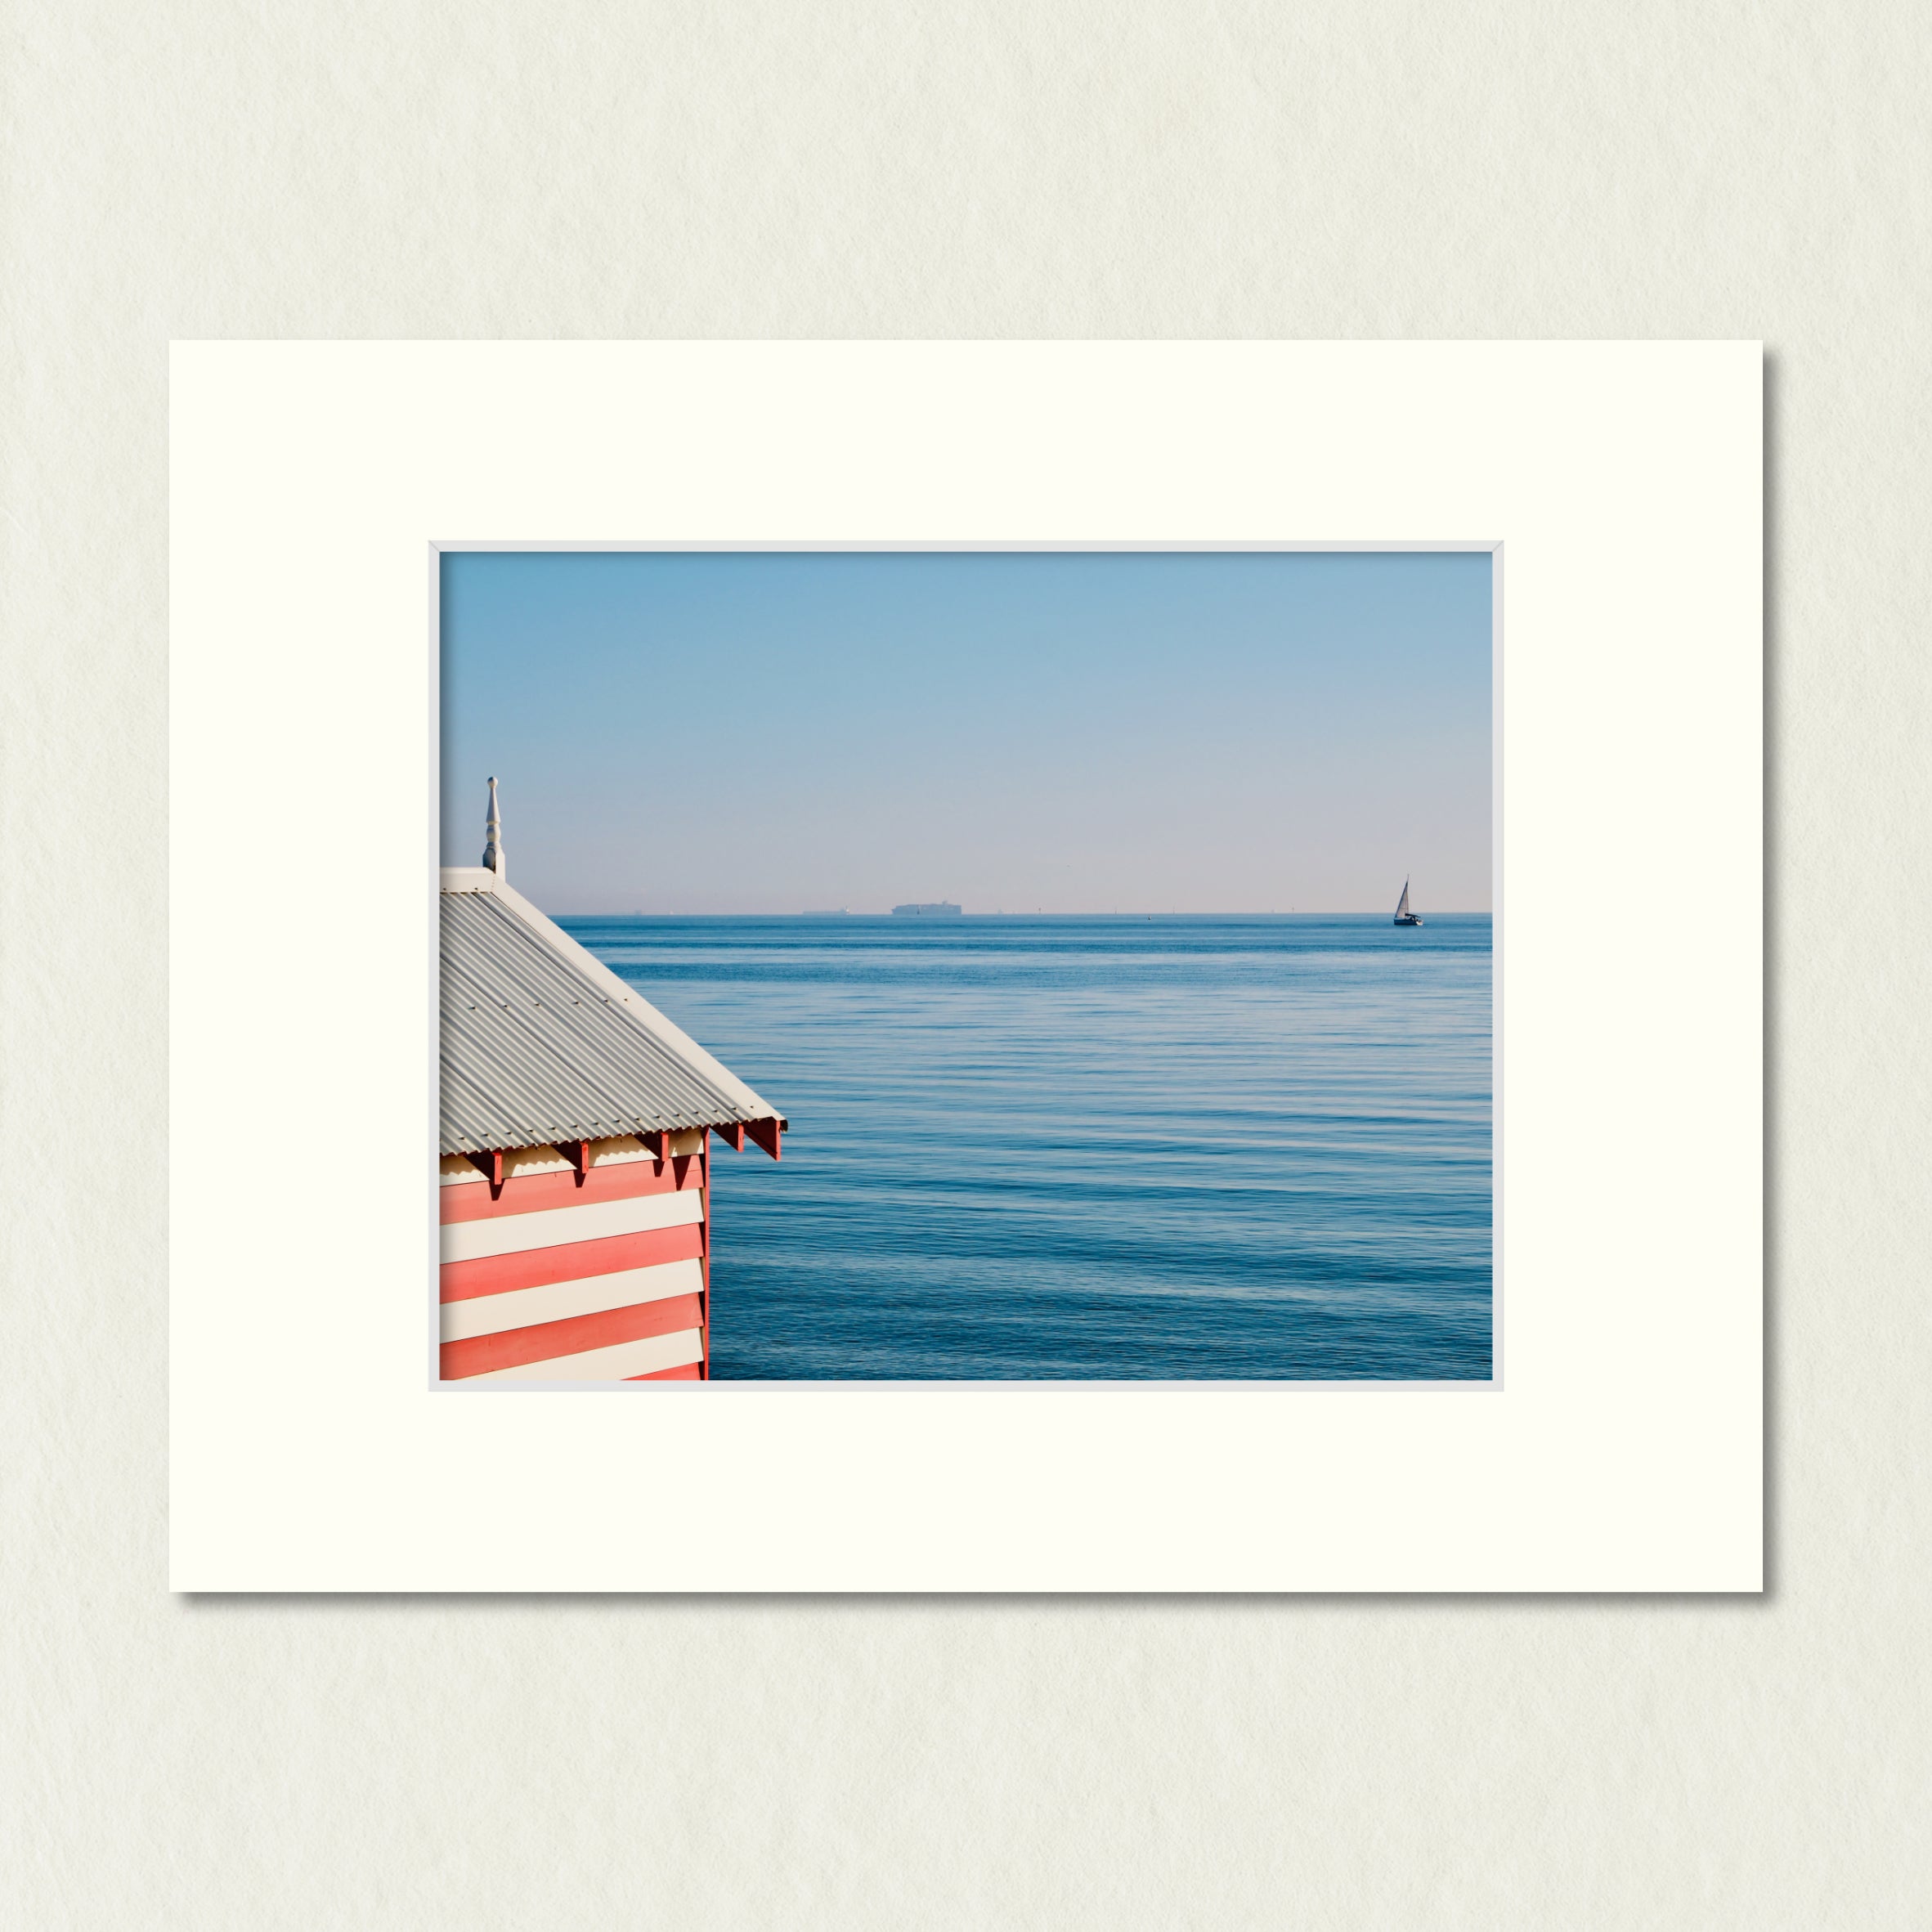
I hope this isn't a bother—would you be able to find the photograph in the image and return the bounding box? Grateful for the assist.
[437,548,1495,1384]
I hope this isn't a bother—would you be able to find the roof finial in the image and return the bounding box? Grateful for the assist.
[482,776,505,881]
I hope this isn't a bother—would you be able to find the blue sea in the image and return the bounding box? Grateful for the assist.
[562,915,1493,1381]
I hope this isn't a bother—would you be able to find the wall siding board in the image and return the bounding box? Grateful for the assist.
[439,1222,706,1303]
[441,1292,707,1380]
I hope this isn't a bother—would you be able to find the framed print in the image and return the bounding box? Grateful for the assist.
[169,341,1761,1590]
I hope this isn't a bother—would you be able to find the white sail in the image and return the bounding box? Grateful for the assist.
[1396,879,1410,917]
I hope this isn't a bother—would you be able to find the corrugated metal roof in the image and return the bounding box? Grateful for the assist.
[440,874,784,1157]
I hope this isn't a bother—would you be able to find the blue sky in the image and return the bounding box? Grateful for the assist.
[440,550,1493,914]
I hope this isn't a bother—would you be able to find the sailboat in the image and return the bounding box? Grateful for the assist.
[1393,878,1423,927]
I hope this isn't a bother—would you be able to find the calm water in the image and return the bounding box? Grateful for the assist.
[563,915,1493,1380]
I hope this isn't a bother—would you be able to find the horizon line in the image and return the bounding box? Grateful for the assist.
[545,908,1496,920]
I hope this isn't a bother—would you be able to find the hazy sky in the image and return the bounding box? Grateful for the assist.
[440,550,1492,914]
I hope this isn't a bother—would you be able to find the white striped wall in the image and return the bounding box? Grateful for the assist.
[438,1188,702,1264]
[439,1257,704,1343]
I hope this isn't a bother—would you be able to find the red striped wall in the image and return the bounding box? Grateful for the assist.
[438,1137,712,1383]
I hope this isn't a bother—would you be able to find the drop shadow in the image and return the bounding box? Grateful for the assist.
[183,373,1781,1616]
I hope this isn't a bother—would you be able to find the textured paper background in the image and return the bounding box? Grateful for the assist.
[2,2,1925,1925]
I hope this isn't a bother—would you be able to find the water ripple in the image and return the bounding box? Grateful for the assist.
[566,915,1493,1380]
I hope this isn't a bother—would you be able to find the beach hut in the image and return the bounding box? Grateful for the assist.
[437,780,784,1383]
